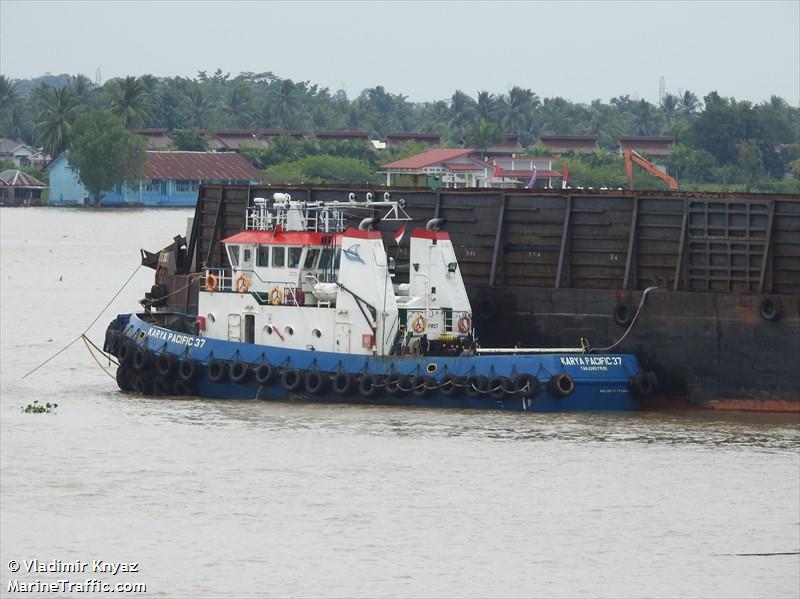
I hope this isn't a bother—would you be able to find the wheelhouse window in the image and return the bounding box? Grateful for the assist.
[288,247,303,268]
[257,246,269,267]
[304,248,320,268]
[242,248,253,266]
[227,245,240,267]
[272,247,285,268]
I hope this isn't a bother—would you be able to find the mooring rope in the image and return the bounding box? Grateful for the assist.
[81,334,117,380]
[21,263,143,379]
[591,286,660,353]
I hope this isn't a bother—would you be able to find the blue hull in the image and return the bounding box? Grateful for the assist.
[108,313,644,412]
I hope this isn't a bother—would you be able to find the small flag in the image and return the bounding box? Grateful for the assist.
[394,225,406,245]
[493,163,503,178]
[562,166,569,189]
[526,168,538,188]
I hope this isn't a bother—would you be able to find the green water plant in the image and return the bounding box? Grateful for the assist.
[21,400,58,414]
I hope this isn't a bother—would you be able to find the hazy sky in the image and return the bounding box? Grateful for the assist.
[2,0,798,105]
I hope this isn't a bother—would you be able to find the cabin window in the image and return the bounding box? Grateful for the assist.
[228,245,240,267]
[176,180,191,192]
[257,246,269,267]
[272,247,285,268]
[288,247,302,268]
[304,249,320,268]
[144,179,160,192]
[242,248,252,265]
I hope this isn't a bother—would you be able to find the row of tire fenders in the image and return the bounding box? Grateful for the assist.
[105,329,657,400]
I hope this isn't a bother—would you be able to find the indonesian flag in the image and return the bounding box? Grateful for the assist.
[394,225,406,244]
[562,166,569,189]
[493,163,504,178]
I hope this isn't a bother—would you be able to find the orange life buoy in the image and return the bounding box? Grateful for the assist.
[269,287,283,306]
[457,313,472,334]
[205,273,218,292]
[411,313,427,334]
[236,274,250,293]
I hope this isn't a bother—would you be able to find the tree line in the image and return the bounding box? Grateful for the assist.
[0,70,798,192]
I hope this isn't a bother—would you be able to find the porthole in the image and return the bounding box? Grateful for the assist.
[426,363,437,374]
[285,325,294,336]
[137,330,146,340]
[207,313,216,323]
[264,325,273,335]
[312,328,322,338]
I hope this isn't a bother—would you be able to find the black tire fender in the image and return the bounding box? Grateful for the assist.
[132,347,152,371]
[281,369,304,392]
[549,373,575,397]
[208,358,229,383]
[178,358,199,382]
[758,297,782,322]
[613,303,632,327]
[156,352,176,377]
[229,361,250,384]
[440,374,463,397]
[358,374,380,398]
[332,372,354,396]
[304,371,328,395]
[255,363,276,385]
[514,374,541,398]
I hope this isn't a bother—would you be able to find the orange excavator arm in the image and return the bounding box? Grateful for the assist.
[624,149,678,190]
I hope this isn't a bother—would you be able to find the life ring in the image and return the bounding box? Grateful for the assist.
[236,274,250,293]
[457,314,472,334]
[549,373,575,397]
[411,313,427,334]
[269,287,283,306]
[205,273,218,292]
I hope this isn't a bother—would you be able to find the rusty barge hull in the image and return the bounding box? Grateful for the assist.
[159,185,800,410]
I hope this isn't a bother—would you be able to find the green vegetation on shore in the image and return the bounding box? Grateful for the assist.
[1,70,798,192]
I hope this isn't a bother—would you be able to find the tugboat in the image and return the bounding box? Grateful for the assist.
[103,193,655,412]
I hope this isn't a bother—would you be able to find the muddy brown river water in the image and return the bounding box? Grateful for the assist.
[1,208,798,598]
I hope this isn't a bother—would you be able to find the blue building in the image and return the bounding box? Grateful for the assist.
[47,151,264,206]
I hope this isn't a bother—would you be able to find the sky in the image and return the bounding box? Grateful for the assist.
[2,0,798,106]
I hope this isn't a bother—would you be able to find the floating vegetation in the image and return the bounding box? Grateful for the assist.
[21,400,58,414]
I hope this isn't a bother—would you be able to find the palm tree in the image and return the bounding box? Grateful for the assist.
[680,91,700,115]
[107,76,150,128]
[660,93,679,127]
[185,85,210,129]
[465,120,501,159]
[0,75,17,113]
[503,86,538,134]
[224,84,254,128]
[68,74,94,101]
[449,90,475,137]
[634,99,656,135]
[274,79,297,128]
[476,91,496,122]
[35,86,77,157]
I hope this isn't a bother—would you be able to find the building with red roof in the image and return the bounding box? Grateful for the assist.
[379,147,496,188]
[48,151,264,207]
